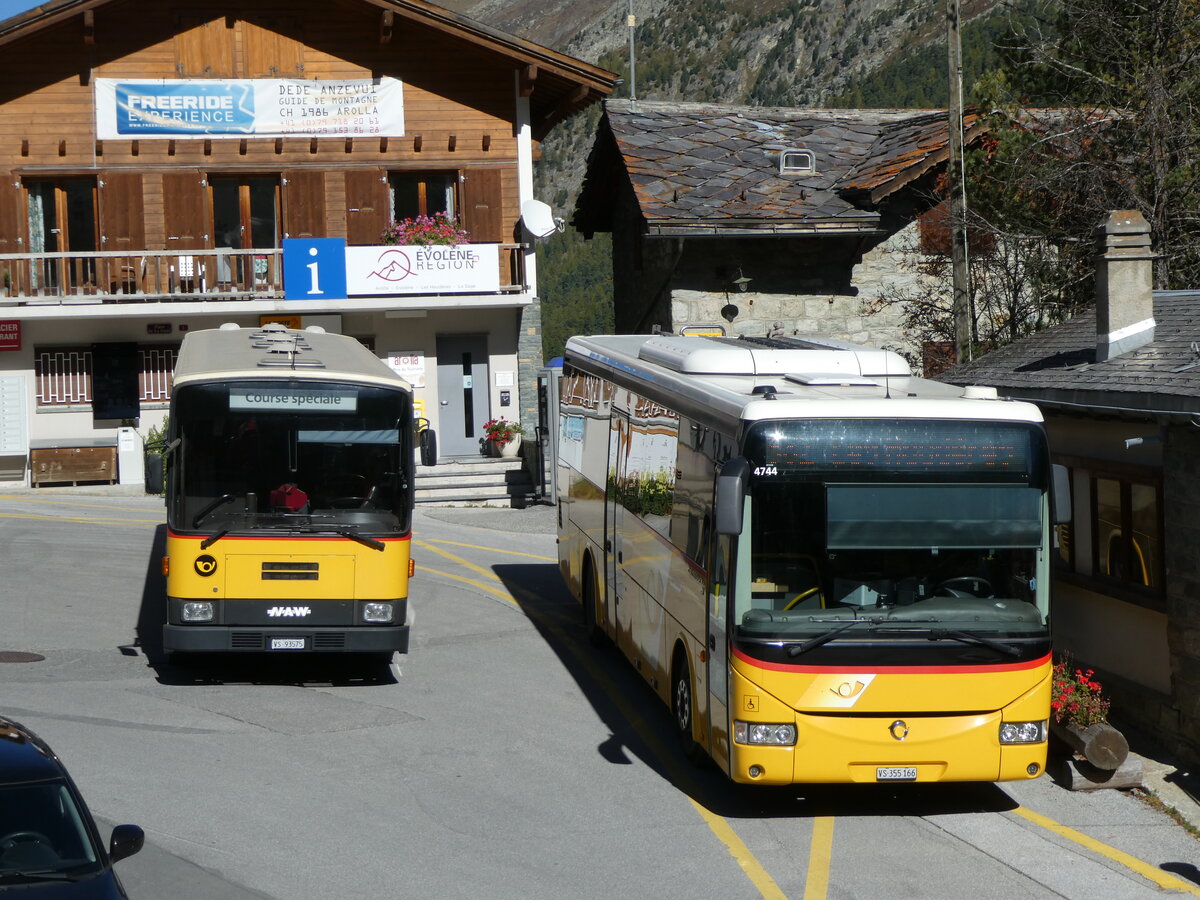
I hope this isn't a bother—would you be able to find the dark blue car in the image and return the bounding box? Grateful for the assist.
[0,717,143,897]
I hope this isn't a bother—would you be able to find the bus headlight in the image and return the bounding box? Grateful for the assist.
[181,601,214,622]
[999,720,1047,744]
[362,602,394,624]
[734,720,797,746]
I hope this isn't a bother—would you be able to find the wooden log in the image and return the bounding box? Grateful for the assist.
[1051,720,1129,770]
[1053,754,1143,792]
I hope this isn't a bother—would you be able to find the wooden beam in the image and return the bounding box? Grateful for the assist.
[20,140,28,157]
[275,137,283,154]
[379,136,388,153]
[482,134,491,152]
[82,9,93,44]
[309,137,318,154]
[379,10,394,44]
[94,140,102,157]
[168,140,176,156]
[520,65,537,97]
[128,140,136,157]
[447,134,456,152]
[239,138,248,155]
[344,137,353,153]
[413,134,422,152]
[203,139,212,156]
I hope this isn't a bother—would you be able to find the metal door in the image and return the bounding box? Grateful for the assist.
[604,408,631,645]
[435,335,490,457]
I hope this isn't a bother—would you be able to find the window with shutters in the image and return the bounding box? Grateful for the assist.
[389,172,458,220]
[35,346,178,407]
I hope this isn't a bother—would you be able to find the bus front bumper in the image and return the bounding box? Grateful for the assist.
[163,624,409,654]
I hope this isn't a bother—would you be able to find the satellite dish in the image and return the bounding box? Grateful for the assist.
[521,199,560,239]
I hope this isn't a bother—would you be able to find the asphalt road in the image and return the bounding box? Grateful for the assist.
[1,490,1198,899]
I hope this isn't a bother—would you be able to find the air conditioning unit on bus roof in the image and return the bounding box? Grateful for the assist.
[637,334,910,378]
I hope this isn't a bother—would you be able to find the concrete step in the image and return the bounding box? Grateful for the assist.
[415,455,534,506]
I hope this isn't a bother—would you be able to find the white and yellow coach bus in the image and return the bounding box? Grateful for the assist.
[162,323,422,659]
[556,333,1069,785]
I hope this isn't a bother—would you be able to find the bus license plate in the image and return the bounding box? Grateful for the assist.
[270,637,306,650]
[876,767,917,781]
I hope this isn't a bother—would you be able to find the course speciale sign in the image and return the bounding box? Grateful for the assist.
[93,77,404,139]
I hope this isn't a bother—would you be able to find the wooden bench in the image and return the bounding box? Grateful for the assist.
[29,438,118,486]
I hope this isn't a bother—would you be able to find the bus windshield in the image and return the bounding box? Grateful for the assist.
[170,380,412,537]
[736,419,1050,643]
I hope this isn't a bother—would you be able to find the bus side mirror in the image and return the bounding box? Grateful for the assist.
[715,457,750,535]
[1052,464,1072,525]
[418,426,437,467]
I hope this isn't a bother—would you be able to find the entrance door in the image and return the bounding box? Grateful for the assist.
[605,409,631,645]
[211,176,278,287]
[435,335,489,457]
[26,179,97,291]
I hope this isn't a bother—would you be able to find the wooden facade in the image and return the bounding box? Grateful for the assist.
[0,0,612,293]
[0,0,614,480]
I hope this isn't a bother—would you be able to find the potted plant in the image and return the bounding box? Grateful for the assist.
[1050,653,1128,771]
[483,417,523,457]
[381,212,470,246]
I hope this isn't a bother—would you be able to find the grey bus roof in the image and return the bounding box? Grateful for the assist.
[173,323,409,390]
[564,333,1043,432]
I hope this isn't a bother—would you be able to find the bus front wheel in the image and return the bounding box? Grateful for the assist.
[581,564,605,647]
[672,652,706,765]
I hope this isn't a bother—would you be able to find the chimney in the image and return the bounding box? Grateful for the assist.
[1095,210,1156,361]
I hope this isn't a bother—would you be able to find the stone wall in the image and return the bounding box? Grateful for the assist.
[663,221,937,356]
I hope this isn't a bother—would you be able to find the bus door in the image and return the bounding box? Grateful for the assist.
[605,409,633,651]
[707,533,732,770]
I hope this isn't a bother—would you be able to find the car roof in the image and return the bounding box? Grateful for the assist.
[0,716,67,784]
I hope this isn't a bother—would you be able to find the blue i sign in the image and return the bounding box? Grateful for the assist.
[283,238,347,300]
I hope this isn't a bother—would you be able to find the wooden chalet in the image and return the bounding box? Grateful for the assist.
[0,0,615,480]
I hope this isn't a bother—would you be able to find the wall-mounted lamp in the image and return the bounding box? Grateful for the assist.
[721,303,739,323]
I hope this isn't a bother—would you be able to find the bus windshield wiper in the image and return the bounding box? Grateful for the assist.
[787,617,886,657]
[192,493,235,528]
[298,526,386,551]
[927,629,1023,658]
[200,529,230,550]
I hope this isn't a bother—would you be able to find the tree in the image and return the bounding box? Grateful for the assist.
[975,0,1200,296]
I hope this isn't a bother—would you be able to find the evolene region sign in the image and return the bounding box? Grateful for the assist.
[283,239,501,299]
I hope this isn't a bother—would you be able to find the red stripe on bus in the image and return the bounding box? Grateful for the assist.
[731,646,1051,674]
[167,530,410,543]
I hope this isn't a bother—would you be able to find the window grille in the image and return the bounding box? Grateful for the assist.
[35,345,178,407]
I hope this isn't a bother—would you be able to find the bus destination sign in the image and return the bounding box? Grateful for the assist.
[229,388,357,413]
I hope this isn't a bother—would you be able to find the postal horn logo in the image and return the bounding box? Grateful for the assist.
[369,249,413,282]
[194,554,218,576]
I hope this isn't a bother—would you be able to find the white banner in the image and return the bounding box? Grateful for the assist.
[94,77,404,139]
[346,245,501,296]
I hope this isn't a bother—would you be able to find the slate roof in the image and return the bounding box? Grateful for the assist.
[938,291,1200,418]
[574,99,982,236]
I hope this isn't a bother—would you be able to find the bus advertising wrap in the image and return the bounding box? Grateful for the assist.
[94,78,404,139]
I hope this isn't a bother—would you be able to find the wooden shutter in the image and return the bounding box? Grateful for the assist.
[345,169,387,245]
[176,16,234,76]
[99,173,145,251]
[283,171,326,239]
[0,179,23,253]
[239,18,304,77]
[460,168,504,243]
[163,173,210,250]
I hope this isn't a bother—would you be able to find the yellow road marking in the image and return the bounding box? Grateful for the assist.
[418,537,555,562]
[417,564,519,608]
[686,798,790,900]
[0,495,161,512]
[1013,805,1200,896]
[0,511,161,527]
[804,816,834,899]
[416,546,794,898]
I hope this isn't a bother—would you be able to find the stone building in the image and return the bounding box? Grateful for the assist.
[941,210,1200,763]
[572,100,982,353]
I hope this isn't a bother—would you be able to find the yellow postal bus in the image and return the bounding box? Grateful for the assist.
[162,323,424,659]
[557,333,1069,785]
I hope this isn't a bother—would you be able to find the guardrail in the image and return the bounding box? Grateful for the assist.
[0,243,528,304]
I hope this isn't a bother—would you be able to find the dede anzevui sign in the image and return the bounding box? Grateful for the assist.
[94,78,404,139]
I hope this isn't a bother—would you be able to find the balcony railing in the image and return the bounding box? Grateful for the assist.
[0,244,529,305]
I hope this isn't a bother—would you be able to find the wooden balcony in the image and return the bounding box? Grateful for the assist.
[0,243,530,306]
